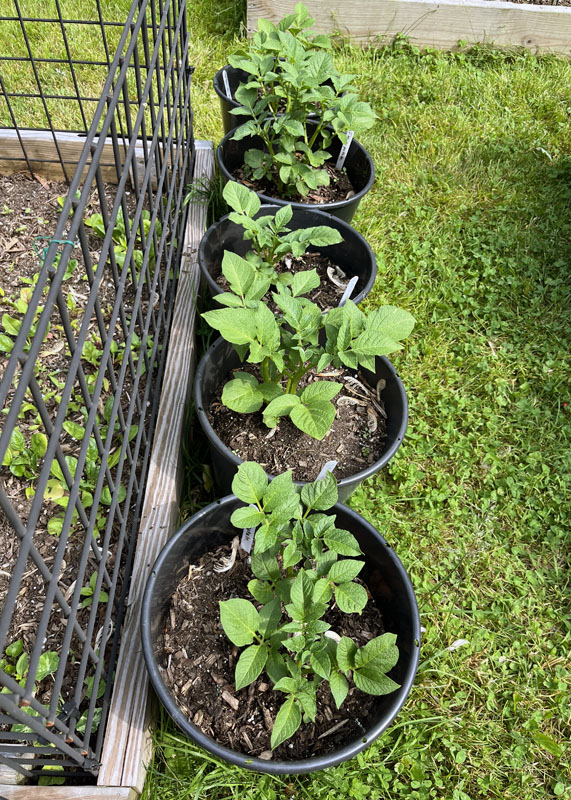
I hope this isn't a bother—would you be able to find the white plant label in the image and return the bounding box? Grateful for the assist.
[339,275,359,307]
[241,527,256,553]
[335,130,354,171]
[222,69,232,99]
[316,460,338,480]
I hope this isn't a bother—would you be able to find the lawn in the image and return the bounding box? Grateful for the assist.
[142,3,570,799]
[1,0,569,797]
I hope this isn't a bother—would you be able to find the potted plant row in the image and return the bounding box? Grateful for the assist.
[140,2,421,774]
[213,3,376,222]
[141,463,421,774]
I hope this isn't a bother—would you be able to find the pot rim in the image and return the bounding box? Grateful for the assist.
[198,203,377,305]
[194,336,408,492]
[141,495,421,774]
[216,123,375,214]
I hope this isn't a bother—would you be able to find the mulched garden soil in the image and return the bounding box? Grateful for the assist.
[208,366,387,482]
[0,172,145,717]
[213,251,360,312]
[159,540,386,761]
[233,160,356,205]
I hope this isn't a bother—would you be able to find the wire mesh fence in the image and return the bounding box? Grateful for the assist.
[0,0,194,782]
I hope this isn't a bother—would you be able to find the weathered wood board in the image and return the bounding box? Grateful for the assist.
[0,789,137,800]
[0,129,158,185]
[248,0,571,53]
[96,140,215,794]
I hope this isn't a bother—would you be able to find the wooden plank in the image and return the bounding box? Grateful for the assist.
[0,788,137,800]
[0,130,157,185]
[96,141,215,794]
[248,0,571,53]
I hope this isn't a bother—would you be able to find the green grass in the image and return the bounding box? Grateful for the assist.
[1,2,569,797]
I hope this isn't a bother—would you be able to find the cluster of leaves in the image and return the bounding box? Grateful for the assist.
[220,181,343,293]
[84,208,160,273]
[228,3,376,197]
[219,462,401,749]
[203,288,414,439]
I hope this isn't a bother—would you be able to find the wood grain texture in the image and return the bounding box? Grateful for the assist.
[95,141,214,794]
[0,789,137,799]
[248,0,571,52]
[0,130,157,185]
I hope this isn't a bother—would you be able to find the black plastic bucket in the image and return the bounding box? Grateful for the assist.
[216,121,375,224]
[198,204,377,306]
[141,495,421,774]
[194,337,408,503]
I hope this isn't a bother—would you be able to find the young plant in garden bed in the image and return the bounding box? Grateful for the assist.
[219,461,400,749]
[228,4,376,198]
[219,181,343,295]
[202,287,415,439]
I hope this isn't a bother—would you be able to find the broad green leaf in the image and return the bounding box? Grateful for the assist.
[329,669,349,709]
[221,251,254,297]
[30,432,47,458]
[16,652,29,679]
[262,470,297,513]
[248,579,274,604]
[62,421,84,440]
[310,648,331,680]
[531,731,563,758]
[328,559,364,585]
[2,314,21,336]
[266,650,288,683]
[5,640,23,659]
[231,461,268,504]
[301,471,338,511]
[289,570,314,621]
[36,651,59,682]
[263,393,300,428]
[290,269,320,298]
[353,669,400,696]
[10,429,26,452]
[364,305,415,343]
[254,302,280,350]
[258,597,283,638]
[273,676,298,694]
[282,542,303,569]
[312,577,332,604]
[336,636,357,672]
[334,581,368,613]
[258,382,284,403]
[201,307,257,345]
[254,521,280,553]
[354,632,399,673]
[47,515,65,536]
[222,373,263,414]
[271,696,302,749]
[215,292,245,308]
[251,547,281,581]
[290,381,341,440]
[323,527,361,556]
[230,505,266,529]
[274,204,293,229]
[223,181,261,216]
[297,687,317,721]
[219,598,260,646]
[235,644,268,691]
[0,333,14,352]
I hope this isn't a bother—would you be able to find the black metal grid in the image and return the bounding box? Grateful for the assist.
[0,0,194,780]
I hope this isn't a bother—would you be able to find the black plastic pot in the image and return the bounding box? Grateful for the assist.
[216,121,375,224]
[198,204,377,306]
[194,337,408,504]
[141,495,421,775]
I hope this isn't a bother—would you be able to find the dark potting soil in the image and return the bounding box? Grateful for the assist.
[214,251,357,312]
[233,160,355,205]
[159,540,386,761]
[207,367,387,482]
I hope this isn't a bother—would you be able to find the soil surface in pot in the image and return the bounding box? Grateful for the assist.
[159,540,386,761]
[215,251,357,312]
[207,366,387,481]
[234,160,355,205]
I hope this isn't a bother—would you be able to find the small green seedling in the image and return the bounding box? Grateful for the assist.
[219,182,343,295]
[219,462,401,749]
[80,571,109,609]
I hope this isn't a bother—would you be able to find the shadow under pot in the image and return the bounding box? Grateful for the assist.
[198,204,377,308]
[213,65,342,136]
[216,121,375,224]
[194,336,408,504]
[141,495,421,775]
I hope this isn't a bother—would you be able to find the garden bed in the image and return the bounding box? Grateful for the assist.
[247,0,571,53]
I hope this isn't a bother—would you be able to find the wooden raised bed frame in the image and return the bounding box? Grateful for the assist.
[248,0,571,54]
[0,139,215,798]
